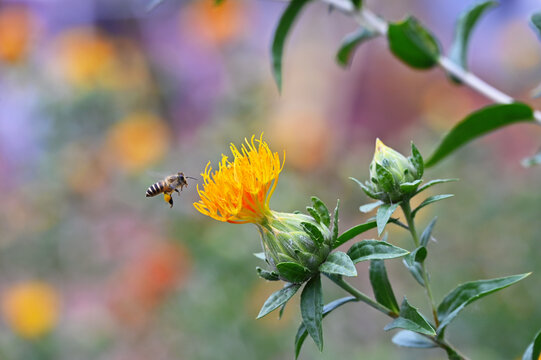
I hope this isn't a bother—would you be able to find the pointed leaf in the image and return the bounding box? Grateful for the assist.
[360,201,384,213]
[300,275,323,351]
[306,206,321,223]
[385,298,436,335]
[369,260,399,313]
[276,262,311,283]
[257,284,301,318]
[271,0,314,91]
[425,103,534,167]
[449,1,497,72]
[388,16,440,69]
[420,217,437,247]
[416,178,458,194]
[437,273,531,331]
[377,202,400,235]
[412,194,454,217]
[348,240,409,263]
[332,200,339,244]
[336,27,378,67]
[403,247,427,286]
[350,176,380,199]
[522,330,541,360]
[410,142,424,178]
[392,330,437,348]
[295,296,357,358]
[311,196,330,227]
[301,222,324,246]
[319,251,357,277]
[334,219,377,248]
[399,180,422,194]
[256,267,280,281]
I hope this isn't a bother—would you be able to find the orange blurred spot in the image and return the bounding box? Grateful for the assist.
[498,20,541,71]
[108,242,191,328]
[0,6,35,63]
[106,112,170,173]
[1,282,60,339]
[61,143,109,195]
[181,0,246,45]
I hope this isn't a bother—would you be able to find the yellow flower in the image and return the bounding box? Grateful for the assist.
[194,134,283,224]
[1,282,60,339]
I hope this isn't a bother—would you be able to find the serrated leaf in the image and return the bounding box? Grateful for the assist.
[412,194,453,217]
[399,180,422,194]
[360,201,384,213]
[437,273,531,332]
[334,220,377,248]
[276,262,311,283]
[301,222,324,246]
[311,196,330,227]
[256,267,280,281]
[300,274,323,351]
[388,16,440,69]
[377,202,400,235]
[522,330,541,360]
[271,0,314,91]
[410,142,424,178]
[348,240,409,263]
[385,298,436,335]
[392,330,437,348]
[531,12,541,40]
[403,247,427,286]
[449,1,497,73]
[336,27,378,67]
[420,217,437,247]
[332,200,339,244]
[369,260,399,313]
[522,152,541,167]
[257,284,301,318]
[425,103,534,167]
[306,206,321,223]
[319,251,357,277]
[295,296,357,359]
[416,178,458,194]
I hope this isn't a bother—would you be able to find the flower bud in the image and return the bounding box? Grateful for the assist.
[256,211,332,283]
[364,139,424,203]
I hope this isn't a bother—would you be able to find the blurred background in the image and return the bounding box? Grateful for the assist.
[1,0,541,359]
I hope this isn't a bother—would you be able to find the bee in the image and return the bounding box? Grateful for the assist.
[145,172,198,208]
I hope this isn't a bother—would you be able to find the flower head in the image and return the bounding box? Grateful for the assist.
[194,134,283,224]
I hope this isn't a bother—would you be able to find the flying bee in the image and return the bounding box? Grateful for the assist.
[145,172,198,208]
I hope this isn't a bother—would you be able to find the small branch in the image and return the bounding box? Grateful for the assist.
[318,0,541,124]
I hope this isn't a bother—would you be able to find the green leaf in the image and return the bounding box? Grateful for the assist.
[350,0,362,10]
[311,197,330,227]
[387,16,440,69]
[300,274,324,351]
[412,194,454,217]
[348,240,409,263]
[392,330,437,348]
[369,260,399,313]
[425,103,535,167]
[410,142,424,178]
[271,0,313,91]
[523,330,541,360]
[522,152,541,167]
[449,1,497,73]
[306,206,321,223]
[375,163,395,193]
[360,201,384,213]
[403,247,427,286]
[276,262,311,283]
[350,176,380,200]
[301,222,324,246]
[336,28,378,67]
[332,200,339,244]
[531,12,541,39]
[437,273,531,331]
[420,217,437,247]
[377,202,400,235]
[319,251,357,277]
[416,178,458,194]
[257,284,301,318]
[295,296,357,359]
[256,267,280,281]
[334,219,377,248]
[399,180,422,194]
[384,298,436,335]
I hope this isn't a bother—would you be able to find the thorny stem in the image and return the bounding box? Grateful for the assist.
[319,0,541,124]
[400,201,439,328]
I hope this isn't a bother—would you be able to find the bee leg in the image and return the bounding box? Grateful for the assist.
[175,189,181,197]
[164,193,173,208]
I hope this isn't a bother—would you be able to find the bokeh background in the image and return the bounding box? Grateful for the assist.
[1,0,541,359]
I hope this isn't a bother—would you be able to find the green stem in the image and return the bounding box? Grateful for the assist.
[326,274,398,318]
[400,201,440,328]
